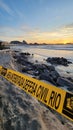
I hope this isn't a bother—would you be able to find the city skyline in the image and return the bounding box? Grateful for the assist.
[0,0,73,44]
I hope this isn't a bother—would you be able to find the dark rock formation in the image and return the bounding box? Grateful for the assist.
[10,41,22,44]
[39,72,57,85]
[46,57,72,66]
[22,40,28,45]
[57,77,73,91]
[20,52,30,56]
[12,52,73,91]
[12,52,61,86]
[10,40,28,45]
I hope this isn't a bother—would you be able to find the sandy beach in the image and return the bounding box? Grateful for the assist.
[0,49,73,130]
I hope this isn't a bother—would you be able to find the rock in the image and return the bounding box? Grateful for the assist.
[17,57,32,66]
[47,65,55,71]
[10,40,28,45]
[13,55,19,59]
[38,68,60,85]
[34,64,47,70]
[33,71,39,76]
[49,70,60,81]
[46,57,72,66]
[32,64,55,74]
[21,62,59,85]
[22,66,33,73]
[67,77,73,82]
[13,52,31,66]
[57,77,73,90]
[10,40,22,44]
[22,40,28,45]
[39,72,57,85]
[20,52,30,56]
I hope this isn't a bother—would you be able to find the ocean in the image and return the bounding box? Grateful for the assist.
[10,44,73,78]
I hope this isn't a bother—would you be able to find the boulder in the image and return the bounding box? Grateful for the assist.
[47,65,55,71]
[46,57,72,66]
[49,70,60,81]
[22,40,28,45]
[39,72,57,85]
[10,41,22,44]
[22,67,33,73]
[20,52,30,56]
[67,77,73,82]
[57,77,73,90]
[34,64,47,70]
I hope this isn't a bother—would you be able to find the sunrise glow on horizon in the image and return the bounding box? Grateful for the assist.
[0,0,73,44]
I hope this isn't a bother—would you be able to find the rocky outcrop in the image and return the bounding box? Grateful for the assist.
[10,41,22,44]
[22,40,28,45]
[10,40,28,45]
[57,77,73,91]
[12,51,73,92]
[13,52,60,85]
[46,57,72,66]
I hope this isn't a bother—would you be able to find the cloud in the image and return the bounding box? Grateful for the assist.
[59,23,73,34]
[0,23,73,43]
[0,0,14,16]
[12,5,24,18]
[21,25,32,32]
[64,23,73,29]
[53,23,73,38]
[0,0,25,18]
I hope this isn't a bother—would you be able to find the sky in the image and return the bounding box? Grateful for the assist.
[0,0,73,44]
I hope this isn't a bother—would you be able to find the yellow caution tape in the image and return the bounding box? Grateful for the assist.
[0,66,73,121]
